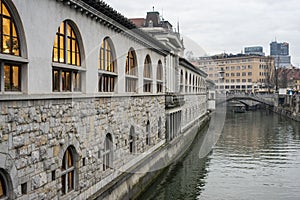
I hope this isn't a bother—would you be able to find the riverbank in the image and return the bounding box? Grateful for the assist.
[272,106,300,122]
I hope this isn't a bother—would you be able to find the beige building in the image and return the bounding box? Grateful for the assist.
[195,54,275,93]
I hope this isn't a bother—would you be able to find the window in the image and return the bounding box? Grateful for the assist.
[242,79,246,83]
[189,74,192,92]
[129,126,135,154]
[146,120,150,145]
[185,72,188,92]
[0,170,7,198]
[180,69,183,93]
[1,0,23,92]
[248,72,252,76]
[231,73,235,77]
[1,0,20,56]
[157,60,163,93]
[143,55,152,92]
[61,147,76,195]
[158,117,162,139]
[242,72,246,76]
[3,64,20,91]
[52,21,82,92]
[99,38,116,92]
[236,72,240,76]
[125,49,137,92]
[103,133,113,171]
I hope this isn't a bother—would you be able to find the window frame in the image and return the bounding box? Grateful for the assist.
[0,0,26,94]
[98,37,117,93]
[61,147,76,196]
[156,60,163,93]
[143,55,152,93]
[125,49,137,93]
[103,133,113,171]
[52,20,84,93]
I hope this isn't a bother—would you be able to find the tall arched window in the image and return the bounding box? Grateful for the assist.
[129,126,135,154]
[52,20,82,92]
[0,0,23,92]
[61,147,76,195]
[185,72,188,93]
[189,74,192,92]
[156,60,163,93]
[0,169,11,199]
[180,70,183,93]
[125,48,137,92]
[193,75,195,92]
[103,133,113,171]
[99,37,117,92]
[146,120,150,145]
[143,55,152,92]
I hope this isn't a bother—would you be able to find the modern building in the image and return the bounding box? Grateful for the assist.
[244,46,265,56]
[0,0,208,199]
[196,53,275,93]
[270,41,291,68]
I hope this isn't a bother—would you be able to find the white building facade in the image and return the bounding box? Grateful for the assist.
[0,1,209,199]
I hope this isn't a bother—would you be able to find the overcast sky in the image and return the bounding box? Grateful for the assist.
[105,0,300,66]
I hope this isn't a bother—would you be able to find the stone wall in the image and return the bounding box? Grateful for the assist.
[182,93,207,130]
[0,95,165,199]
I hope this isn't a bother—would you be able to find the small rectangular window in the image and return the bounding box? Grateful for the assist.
[21,182,27,195]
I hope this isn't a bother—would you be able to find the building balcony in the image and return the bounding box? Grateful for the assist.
[165,93,185,108]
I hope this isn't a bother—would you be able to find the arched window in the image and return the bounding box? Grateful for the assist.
[52,20,82,92]
[158,117,162,139]
[180,70,183,93]
[193,75,195,92]
[125,48,137,92]
[98,37,117,92]
[156,60,163,93]
[0,0,23,92]
[0,169,11,199]
[61,147,76,195]
[143,55,152,92]
[103,133,113,171]
[146,120,150,145]
[189,74,192,92]
[129,126,135,154]
[185,72,188,93]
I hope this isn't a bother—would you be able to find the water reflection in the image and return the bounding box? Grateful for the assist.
[137,124,210,200]
[138,109,300,200]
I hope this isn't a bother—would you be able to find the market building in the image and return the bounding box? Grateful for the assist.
[0,0,209,199]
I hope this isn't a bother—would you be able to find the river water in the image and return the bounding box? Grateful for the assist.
[138,109,300,200]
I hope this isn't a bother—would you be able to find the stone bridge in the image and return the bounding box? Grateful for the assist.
[216,94,276,107]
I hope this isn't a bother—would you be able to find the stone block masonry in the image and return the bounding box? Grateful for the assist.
[0,95,165,199]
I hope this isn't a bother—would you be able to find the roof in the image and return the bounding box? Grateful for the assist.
[179,57,207,77]
[63,0,171,55]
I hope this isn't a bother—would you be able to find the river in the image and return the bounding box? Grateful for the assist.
[137,109,300,200]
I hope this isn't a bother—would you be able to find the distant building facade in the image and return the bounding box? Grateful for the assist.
[196,54,275,93]
[270,41,291,68]
[244,46,265,56]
